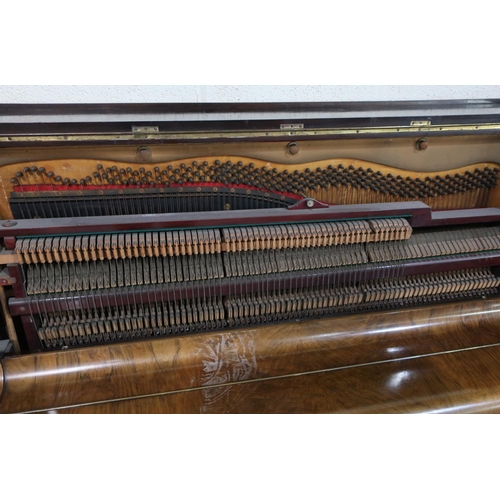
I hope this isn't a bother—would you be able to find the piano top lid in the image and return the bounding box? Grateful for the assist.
[2,99,500,145]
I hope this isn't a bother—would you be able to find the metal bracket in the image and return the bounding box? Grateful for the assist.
[287,198,330,210]
[410,120,432,126]
[280,123,304,130]
[132,126,159,135]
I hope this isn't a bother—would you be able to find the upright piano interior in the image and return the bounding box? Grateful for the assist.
[2,100,500,413]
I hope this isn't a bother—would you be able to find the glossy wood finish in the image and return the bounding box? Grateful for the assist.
[52,344,500,414]
[3,298,500,413]
[3,100,500,117]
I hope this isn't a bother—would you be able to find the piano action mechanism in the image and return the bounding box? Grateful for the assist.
[2,100,500,413]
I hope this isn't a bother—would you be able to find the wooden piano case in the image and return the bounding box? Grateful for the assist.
[2,100,500,413]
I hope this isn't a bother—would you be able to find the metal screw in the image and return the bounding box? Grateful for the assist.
[306,199,314,208]
[415,138,429,151]
[2,221,17,227]
[137,146,152,161]
[287,142,300,155]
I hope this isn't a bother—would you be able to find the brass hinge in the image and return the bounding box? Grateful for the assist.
[132,126,160,135]
[280,123,304,130]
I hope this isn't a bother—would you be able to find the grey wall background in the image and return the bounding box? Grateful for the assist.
[0,85,499,103]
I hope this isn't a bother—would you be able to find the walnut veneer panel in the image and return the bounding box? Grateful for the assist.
[3,298,500,413]
[52,344,500,414]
